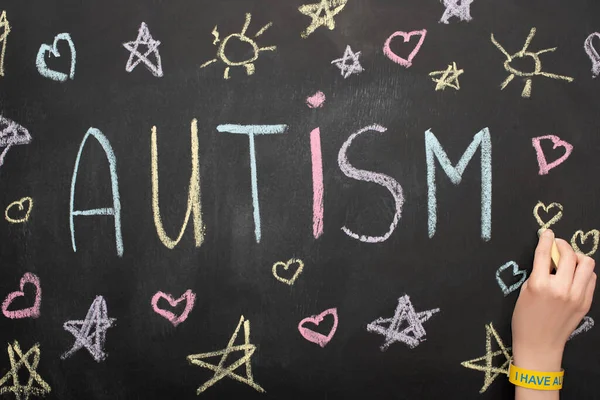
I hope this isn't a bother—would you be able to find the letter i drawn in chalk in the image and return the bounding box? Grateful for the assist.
[0,11,10,77]
[306,91,325,238]
[123,22,163,77]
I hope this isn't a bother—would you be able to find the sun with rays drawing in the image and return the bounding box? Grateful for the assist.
[491,27,573,98]
[200,13,276,80]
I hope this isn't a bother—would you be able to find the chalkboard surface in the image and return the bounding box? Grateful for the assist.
[1,0,600,399]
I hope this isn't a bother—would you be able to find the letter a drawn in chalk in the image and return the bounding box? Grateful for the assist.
[366,295,439,351]
[123,22,163,77]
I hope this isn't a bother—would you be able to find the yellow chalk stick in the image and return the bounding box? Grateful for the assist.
[538,228,561,270]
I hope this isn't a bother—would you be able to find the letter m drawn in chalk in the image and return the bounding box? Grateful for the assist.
[425,128,492,241]
[70,128,123,256]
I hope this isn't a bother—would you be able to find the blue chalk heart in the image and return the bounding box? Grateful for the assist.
[36,33,76,82]
[495,261,527,296]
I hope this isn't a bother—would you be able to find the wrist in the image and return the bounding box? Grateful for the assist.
[512,346,564,372]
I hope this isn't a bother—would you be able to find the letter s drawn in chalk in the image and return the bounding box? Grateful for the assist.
[531,135,573,175]
[298,308,338,347]
[338,124,404,243]
[5,197,33,223]
[36,33,76,82]
[151,290,196,326]
[1,272,41,319]
[383,30,427,68]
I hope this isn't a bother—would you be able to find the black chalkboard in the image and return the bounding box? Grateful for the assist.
[1,0,599,399]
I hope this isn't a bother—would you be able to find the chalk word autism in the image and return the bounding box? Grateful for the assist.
[584,33,600,78]
[495,261,527,296]
[0,11,10,77]
[272,258,304,285]
[5,197,33,224]
[1,272,41,319]
[187,315,264,394]
[152,119,205,249]
[0,115,32,168]
[429,62,464,91]
[306,91,326,108]
[201,13,275,80]
[533,201,563,232]
[298,308,338,347]
[570,230,599,257]
[426,128,492,241]
[531,135,573,176]
[36,32,76,82]
[0,341,51,399]
[569,316,594,341]
[298,0,347,39]
[151,290,196,327]
[61,296,115,363]
[331,45,364,78]
[123,22,163,77]
[70,128,123,257]
[439,0,474,24]
[461,323,512,393]
[217,124,288,242]
[383,30,427,68]
[367,295,440,351]
[338,124,404,243]
[491,27,573,98]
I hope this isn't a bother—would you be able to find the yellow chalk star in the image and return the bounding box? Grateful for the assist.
[298,0,348,39]
[187,315,264,394]
[461,323,512,393]
[491,27,573,98]
[429,62,464,91]
[0,341,51,400]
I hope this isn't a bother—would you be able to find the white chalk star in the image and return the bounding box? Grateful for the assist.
[439,0,474,24]
[61,296,115,362]
[123,22,163,77]
[367,295,440,351]
[331,45,364,79]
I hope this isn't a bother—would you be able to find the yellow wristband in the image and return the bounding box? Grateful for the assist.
[508,363,564,391]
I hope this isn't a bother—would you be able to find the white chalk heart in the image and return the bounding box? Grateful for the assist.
[36,33,76,82]
[495,261,527,296]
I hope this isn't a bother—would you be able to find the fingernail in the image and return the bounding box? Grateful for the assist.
[542,229,554,238]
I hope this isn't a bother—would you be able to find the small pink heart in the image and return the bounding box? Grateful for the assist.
[151,290,196,326]
[383,29,427,68]
[306,91,326,109]
[1,272,41,319]
[298,307,338,347]
[531,135,573,175]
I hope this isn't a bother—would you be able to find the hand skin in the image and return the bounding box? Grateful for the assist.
[512,229,596,400]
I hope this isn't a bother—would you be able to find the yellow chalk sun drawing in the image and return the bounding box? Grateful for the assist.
[200,13,276,80]
[491,27,573,98]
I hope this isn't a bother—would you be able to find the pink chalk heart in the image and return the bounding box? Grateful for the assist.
[531,135,573,175]
[383,29,427,68]
[151,290,196,326]
[298,307,338,347]
[306,91,326,108]
[1,272,41,319]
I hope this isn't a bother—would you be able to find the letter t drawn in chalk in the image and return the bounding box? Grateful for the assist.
[425,128,492,241]
[151,119,205,249]
[70,128,124,257]
[216,124,288,243]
